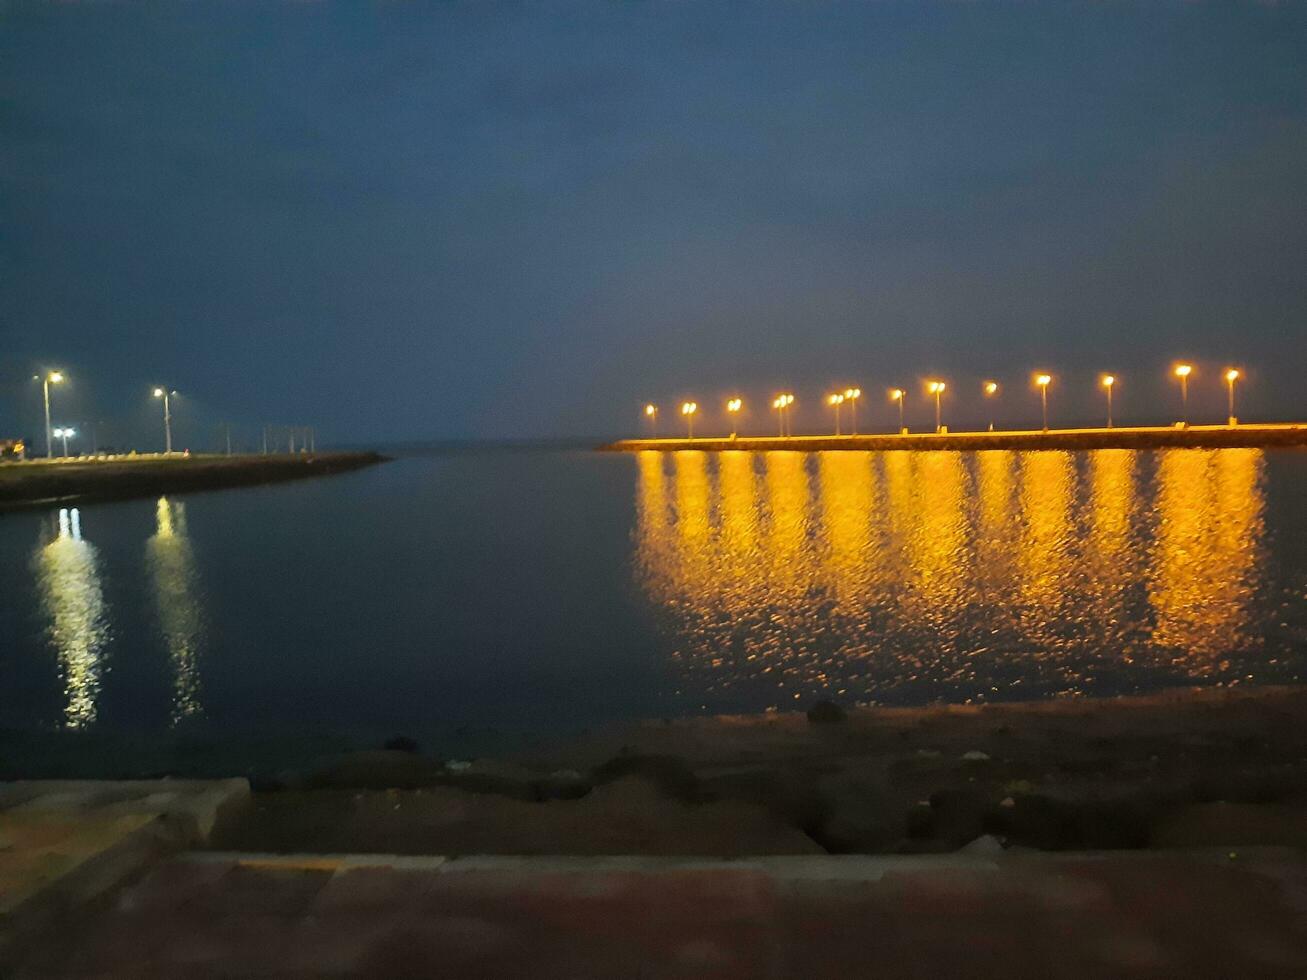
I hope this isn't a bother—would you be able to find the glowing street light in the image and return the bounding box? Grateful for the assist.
[644,403,658,437]
[1034,373,1052,431]
[827,392,845,435]
[40,370,64,459]
[1101,374,1116,428]
[680,401,698,439]
[842,387,862,435]
[1224,368,1240,426]
[772,393,795,437]
[153,387,177,454]
[726,397,742,437]
[889,388,905,433]
[983,381,999,431]
[52,426,75,458]
[926,380,946,433]
[1173,364,1193,425]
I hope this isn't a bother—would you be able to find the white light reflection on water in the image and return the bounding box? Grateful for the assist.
[146,497,206,723]
[32,508,109,728]
[634,448,1271,709]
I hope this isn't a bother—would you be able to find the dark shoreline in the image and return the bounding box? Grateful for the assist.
[600,422,1307,453]
[0,451,388,512]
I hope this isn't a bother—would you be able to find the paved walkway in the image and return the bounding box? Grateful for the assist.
[12,849,1307,978]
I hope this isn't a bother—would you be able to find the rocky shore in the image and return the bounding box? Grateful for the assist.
[0,451,387,511]
[206,685,1307,857]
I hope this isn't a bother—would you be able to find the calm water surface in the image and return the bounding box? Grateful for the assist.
[3,447,1307,741]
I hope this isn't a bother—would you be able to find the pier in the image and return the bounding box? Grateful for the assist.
[601,423,1307,453]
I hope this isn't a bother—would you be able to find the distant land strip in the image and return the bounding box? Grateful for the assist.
[0,451,388,512]
[599,424,1307,453]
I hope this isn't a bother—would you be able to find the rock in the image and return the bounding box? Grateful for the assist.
[807,700,847,725]
[1000,796,1016,808]
[961,750,991,762]
[382,736,420,754]
[591,754,699,802]
[959,833,1005,854]
[307,750,443,790]
[445,760,472,772]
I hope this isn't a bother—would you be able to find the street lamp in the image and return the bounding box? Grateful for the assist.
[926,380,946,433]
[680,401,698,439]
[153,387,176,454]
[1224,369,1240,426]
[772,393,795,437]
[1034,374,1052,431]
[983,381,999,431]
[644,403,658,438]
[889,388,905,433]
[40,371,64,459]
[1101,374,1116,428]
[52,426,75,457]
[726,397,742,438]
[1173,364,1193,425]
[842,387,862,435]
[827,393,845,435]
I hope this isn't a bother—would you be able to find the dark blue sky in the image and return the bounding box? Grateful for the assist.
[3,2,1305,445]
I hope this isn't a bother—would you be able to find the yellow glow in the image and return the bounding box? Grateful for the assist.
[783,393,795,406]
[844,387,861,400]
[681,401,697,415]
[1035,373,1052,387]
[147,497,204,722]
[889,388,904,401]
[34,508,107,729]
[817,452,878,613]
[926,380,946,394]
[1017,451,1074,644]
[827,393,844,405]
[153,387,165,398]
[984,381,998,396]
[727,398,742,413]
[1174,364,1193,378]
[1225,368,1240,383]
[48,371,63,384]
[1101,374,1115,388]
[645,404,657,416]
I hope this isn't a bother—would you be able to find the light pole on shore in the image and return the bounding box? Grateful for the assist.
[1035,374,1052,431]
[983,381,998,431]
[843,387,861,435]
[889,388,905,433]
[40,371,64,459]
[680,401,697,439]
[644,403,658,438]
[773,393,794,437]
[827,392,844,435]
[52,426,74,457]
[726,397,742,438]
[1225,369,1240,425]
[1174,364,1192,425]
[1101,374,1115,428]
[926,381,946,433]
[153,387,176,454]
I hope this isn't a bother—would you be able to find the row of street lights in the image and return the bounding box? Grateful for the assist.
[33,370,178,458]
[642,364,1244,438]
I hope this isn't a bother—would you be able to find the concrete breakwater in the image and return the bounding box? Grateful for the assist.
[600,422,1307,453]
[0,451,387,511]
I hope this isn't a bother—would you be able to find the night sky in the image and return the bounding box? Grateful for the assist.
[3,2,1305,447]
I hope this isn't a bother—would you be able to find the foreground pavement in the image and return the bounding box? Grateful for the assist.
[10,848,1307,978]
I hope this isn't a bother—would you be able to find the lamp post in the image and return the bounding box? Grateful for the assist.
[41,371,64,459]
[843,387,861,435]
[926,381,946,433]
[1224,369,1240,426]
[153,387,175,454]
[772,393,794,437]
[644,403,658,438]
[1035,374,1052,431]
[680,401,697,439]
[1174,364,1192,425]
[726,397,742,438]
[1101,374,1115,428]
[52,426,74,457]
[827,393,844,435]
[983,381,998,431]
[889,388,905,433]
